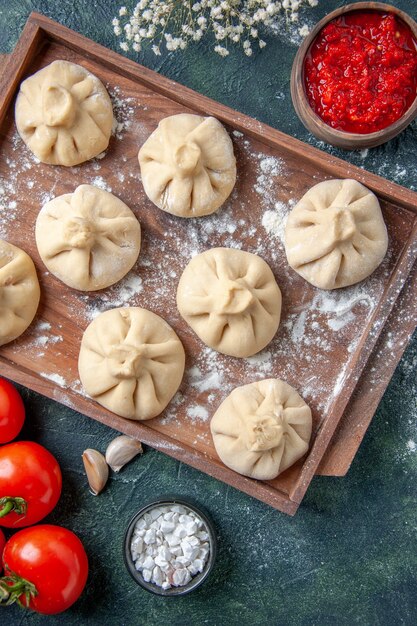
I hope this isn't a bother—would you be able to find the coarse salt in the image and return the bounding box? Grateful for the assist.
[130,504,210,590]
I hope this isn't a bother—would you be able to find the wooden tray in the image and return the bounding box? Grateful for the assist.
[1,14,416,515]
[1,51,415,482]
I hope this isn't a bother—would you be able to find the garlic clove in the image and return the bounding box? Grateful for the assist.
[105,435,143,472]
[82,448,109,496]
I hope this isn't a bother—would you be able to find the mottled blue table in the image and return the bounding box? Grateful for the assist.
[0,1,416,624]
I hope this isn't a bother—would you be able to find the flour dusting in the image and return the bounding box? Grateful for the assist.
[109,86,136,140]
[262,202,291,245]
[40,372,67,388]
[84,274,143,320]
[90,176,112,192]
[187,405,210,422]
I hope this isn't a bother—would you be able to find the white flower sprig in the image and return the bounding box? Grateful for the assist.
[113,0,318,57]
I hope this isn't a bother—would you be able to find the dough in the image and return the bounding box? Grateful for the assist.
[0,240,40,346]
[35,185,141,291]
[210,379,312,480]
[285,178,388,289]
[138,113,236,217]
[177,248,281,358]
[15,60,113,166]
[78,307,185,420]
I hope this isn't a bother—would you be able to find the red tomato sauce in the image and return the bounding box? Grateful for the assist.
[304,11,417,134]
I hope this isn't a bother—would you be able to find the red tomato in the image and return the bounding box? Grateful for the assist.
[0,525,88,614]
[0,442,62,528]
[0,378,25,444]
[0,529,4,571]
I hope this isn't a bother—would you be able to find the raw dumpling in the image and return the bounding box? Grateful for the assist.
[284,178,388,289]
[210,379,312,480]
[138,113,236,217]
[176,248,281,358]
[78,307,185,420]
[15,60,113,166]
[35,185,141,291]
[0,240,40,346]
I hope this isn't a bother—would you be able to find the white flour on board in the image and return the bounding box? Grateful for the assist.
[40,372,67,388]
[109,86,136,140]
[186,405,209,422]
[83,274,144,320]
[262,202,291,245]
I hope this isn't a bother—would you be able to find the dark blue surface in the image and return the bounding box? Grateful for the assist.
[0,2,416,624]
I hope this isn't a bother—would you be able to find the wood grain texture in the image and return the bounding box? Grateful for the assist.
[0,14,416,512]
[317,261,417,475]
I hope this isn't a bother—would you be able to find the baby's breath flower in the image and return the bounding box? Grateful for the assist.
[142,9,153,20]
[113,0,319,58]
[211,7,223,18]
[253,9,266,22]
[214,44,229,57]
[215,26,227,40]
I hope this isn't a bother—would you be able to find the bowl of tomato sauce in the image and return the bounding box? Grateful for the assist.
[290,2,417,149]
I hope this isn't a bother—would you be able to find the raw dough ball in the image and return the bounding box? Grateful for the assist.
[285,178,388,289]
[15,60,113,166]
[35,185,141,291]
[210,379,312,480]
[177,248,281,358]
[78,307,185,420]
[0,240,40,346]
[138,113,236,217]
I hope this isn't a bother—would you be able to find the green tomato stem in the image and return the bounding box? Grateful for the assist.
[0,497,27,519]
[0,571,38,608]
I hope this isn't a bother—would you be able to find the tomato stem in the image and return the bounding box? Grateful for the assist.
[0,570,38,608]
[0,497,27,519]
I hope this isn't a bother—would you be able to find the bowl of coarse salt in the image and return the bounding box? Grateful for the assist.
[124,497,217,596]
